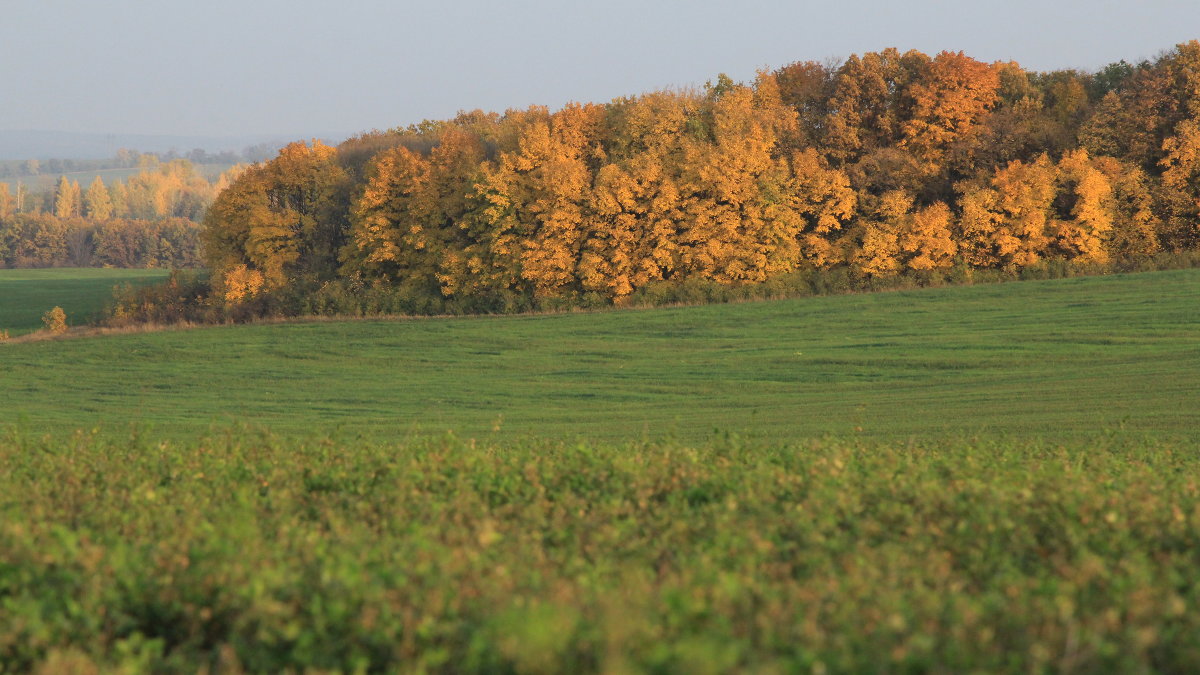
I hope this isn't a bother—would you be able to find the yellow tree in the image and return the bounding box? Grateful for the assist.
[851,189,909,277]
[469,103,606,298]
[54,176,82,218]
[1051,149,1114,262]
[580,90,693,297]
[108,180,129,218]
[346,126,489,297]
[1159,117,1200,249]
[899,201,957,270]
[83,177,113,219]
[674,73,805,283]
[1092,157,1159,259]
[785,148,857,268]
[0,183,13,219]
[956,155,1057,267]
[203,140,347,300]
[344,145,432,280]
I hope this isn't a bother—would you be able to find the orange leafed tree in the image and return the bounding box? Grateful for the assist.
[580,91,691,298]
[345,145,432,279]
[956,155,1057,268]
[1051,149,1114,262]
[786,148,857,268]
[821,48,930,164]
[468,103,608,299]
[673,74,807,283]
[900,201,957,271]
[901,51,1000,166]
[204,140,347,299]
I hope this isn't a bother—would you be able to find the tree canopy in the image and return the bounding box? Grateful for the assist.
[202,42,1200,313]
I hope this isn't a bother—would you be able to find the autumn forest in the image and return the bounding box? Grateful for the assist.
[15,42,1200,316]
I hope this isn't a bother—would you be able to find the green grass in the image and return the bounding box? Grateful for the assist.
[0,268,170,336]
[4,269,1200,672]
[2,432,1198,672]
[2,268,1198,443]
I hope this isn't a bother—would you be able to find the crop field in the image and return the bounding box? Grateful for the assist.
[2,432,1199,672]
[0,268,170,336]
[2,269,1198,443]
[2,269,1199,672]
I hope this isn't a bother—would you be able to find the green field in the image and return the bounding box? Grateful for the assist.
[2,432,1198,673]
[2,269,1198,442]
[0,268,170,336]
[3,269,1200,672]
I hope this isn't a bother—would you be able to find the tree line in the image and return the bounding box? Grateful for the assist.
[0,215,202,269]
[190,42,1200,315]
[0,160,243,269]
[0,143,285,180]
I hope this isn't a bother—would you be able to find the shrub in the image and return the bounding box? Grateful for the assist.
[41,306,67,334]
[104,270,213,327]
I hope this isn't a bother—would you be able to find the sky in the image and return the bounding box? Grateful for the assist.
[2,0,1198,139]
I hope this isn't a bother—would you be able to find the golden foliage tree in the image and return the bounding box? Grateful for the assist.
[53,176,82,219]
[0,183,13,219]
[1091,157,1159,259]
[673,74,807,283]
[900,201,958,271]
[901,51,1000,166]
[467,103,607,298]
[956,155,1057,268]
[851,190,910,277]
[822,49,930,164]
[786,148,857,268]
[1052,149,1114,262]
[1159,117,1200,250]
[345,145,432,279]
[83,177,113,220]
[345,125,489,298]
[578,91,691,298]
[204,140,348,298]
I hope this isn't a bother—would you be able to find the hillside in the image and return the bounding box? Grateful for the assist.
[3,268,1197,442]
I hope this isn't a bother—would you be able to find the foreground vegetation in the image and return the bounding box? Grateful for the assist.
[2,431,1198,672]
[0,268,169,336]
[3,269,1198,442]
[3,267,1197,671]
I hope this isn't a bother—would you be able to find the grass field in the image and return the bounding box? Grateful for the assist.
[2,269,1198,442]
[0,268,170,336]
[3,269,1200,671]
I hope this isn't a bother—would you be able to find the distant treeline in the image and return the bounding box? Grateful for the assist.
[0,160,242,269]
[0,215,203,269]
[0,142,283,181]
[188,42,1200,315]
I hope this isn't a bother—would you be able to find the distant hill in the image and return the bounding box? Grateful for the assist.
[0,129,348,160]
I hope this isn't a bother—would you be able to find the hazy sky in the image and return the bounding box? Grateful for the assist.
[2,1,1197,138]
